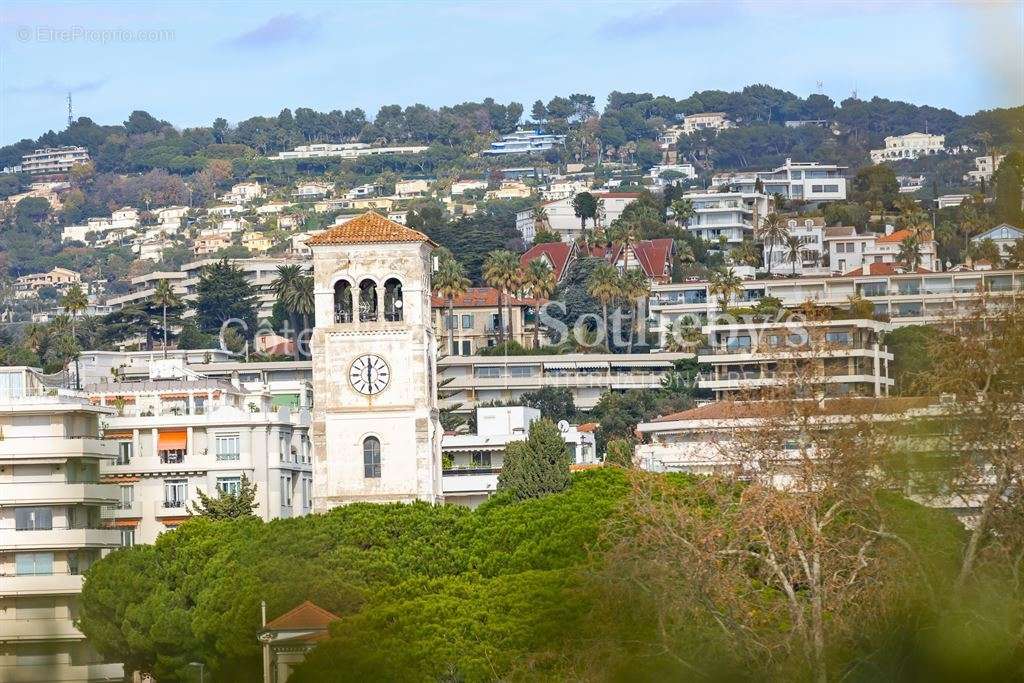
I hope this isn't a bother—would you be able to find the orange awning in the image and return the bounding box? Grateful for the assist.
[158,430,187,451]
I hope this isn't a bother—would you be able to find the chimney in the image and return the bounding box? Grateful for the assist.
[884,224,894,236]
[862,262,870,275]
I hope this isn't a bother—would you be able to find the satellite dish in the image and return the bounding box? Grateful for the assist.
[394,299,403,308]
[557,420,570,432]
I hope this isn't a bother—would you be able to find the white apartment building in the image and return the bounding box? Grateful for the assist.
[221,181,264,205]
[762,217,829,276]
[481,130,566,156]
[394,179,430,197]
[897,175,926,194]
[649,268,1024,334]
[294,181,334,199]
[515,192,642,243]
[936,194,971,209]
[699,319,893,400]
[90,367,312,544]
[437,352,694,413]
[21,147,91,175]
[682,112,733,135]
[0,367,124,682]
[441,407,596,507]
[870,132,946,163]
[680,191,772,246]
[648,164,698,186]
[712,159,847,203]
[270,143,429,160]
[964,154,1005,184]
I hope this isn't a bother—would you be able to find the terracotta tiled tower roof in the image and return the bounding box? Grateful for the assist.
[306,211,433,246]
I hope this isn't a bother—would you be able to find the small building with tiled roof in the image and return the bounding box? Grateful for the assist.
[259,601,341,683]
[520,242,577,282]
[826,225,938,275]
[522,238,674,285]
[515,191,642,243]
[842,262,933,277]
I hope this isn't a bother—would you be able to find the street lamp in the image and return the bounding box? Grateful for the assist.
[188,662,205,683]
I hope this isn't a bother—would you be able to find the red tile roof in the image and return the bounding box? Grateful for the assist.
[265,601,341,631]
[877,228,913,244]
[587,239,675,283]
[431,286,546,308]
[307,211,433,246]
[841,262,933,276]
[521,242,575,281]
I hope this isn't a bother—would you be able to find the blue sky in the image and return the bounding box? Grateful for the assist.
[1,1,1021,144]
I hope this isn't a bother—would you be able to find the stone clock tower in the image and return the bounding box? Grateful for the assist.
[307,212,443,509]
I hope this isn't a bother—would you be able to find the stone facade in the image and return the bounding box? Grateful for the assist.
[309,214,444,508]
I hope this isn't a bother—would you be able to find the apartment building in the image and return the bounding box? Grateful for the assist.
[432,288,544,356]
[14,268,82,298]
[699,319,893,400]
[0,367,123,682]
[437,352,694,413]
[762,217,829,276]
[222,182,264,205]
[20,147,91,175]
[711,159,847,202]
[441,407,596,507]
[481,130,566,155]
[450,179,488,196]
[270,143,429,160]
[679,191,772,245]
[394,179,430,197]
[971,224,1024,259]
[649,268,1024,335]
[90,368,312,544]
[634,396,938,478]
[870,132,946,163]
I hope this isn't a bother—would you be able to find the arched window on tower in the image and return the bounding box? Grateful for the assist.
[363,436,381,478]
[359,279,378,322]
[334,280,353,323]
[384,278,403,322]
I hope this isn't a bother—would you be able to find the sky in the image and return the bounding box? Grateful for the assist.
[1,0,1021,145]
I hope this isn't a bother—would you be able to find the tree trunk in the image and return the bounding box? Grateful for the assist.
[602,302,609,351]
[496,289,505,346]
[162,305,168,358]
[446,297,455,356]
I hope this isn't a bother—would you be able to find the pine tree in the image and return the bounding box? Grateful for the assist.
[497,419,572,500]
[189,474,259,519]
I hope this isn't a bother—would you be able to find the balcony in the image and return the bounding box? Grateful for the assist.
[0,481,119,506]
[0,573,83,597]
[0,436,115,460]
[442,467,500,495]
[101,500,143,519]
[0,527,122,550]
[159,449,185,465]
[1,617,85,641]
[4,663,125,683]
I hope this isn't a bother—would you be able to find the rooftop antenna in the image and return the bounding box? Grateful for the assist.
[851,86,858,100]
[816,80,824,94]
[67,92,73,129]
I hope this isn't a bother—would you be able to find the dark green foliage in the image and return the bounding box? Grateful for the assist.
[604,438,635,467]
[189,475,259,519]
[192,258,259,336]
[497,418,572,500]
[883,325,950,395]
[519,386,577,423]
[993,151,1023,227]
[175,324,217,350]
[851,164,900,210]
[418,202,526,284]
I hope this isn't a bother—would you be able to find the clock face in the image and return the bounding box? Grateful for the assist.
[349,354,390,395]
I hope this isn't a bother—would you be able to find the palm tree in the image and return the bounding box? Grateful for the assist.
[784,234,803,276]
[152,279,181,358]
[531,205,550,238]
[670,198,695,229]
[708,267,743,313]
[610,215,642,274]
[433,257,470,354]
[898,234,921,271]
[525,259,556,349]
[271,265,303,360]
[758,212,788,276]
[286,276,315,357]
[482,250,520,346]
[587,262,622,351]
[60,285,88,389]
[621,268,651,352]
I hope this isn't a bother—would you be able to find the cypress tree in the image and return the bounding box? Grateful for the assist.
[497,419,572,500]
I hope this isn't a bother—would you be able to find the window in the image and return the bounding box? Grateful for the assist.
[461,340,471,355]
[217,476,241,495]
[117,441,132,465]
[216,433,240,461]
[281,474,293,507]
[444,315,456,330]
[15,552,53,576]
[279,433,291,462]
[475,366,502,378]
[120,529,135,547]
[301,477,312,511]
[163,479,187,508]
[461,314,474,329]
[119,485,134,510]
[15,507,53,530]
[509,366,534,377]
[825,331,853,345]
[472,451,492,467]
[363,437,381,478]
[334,280,353,323]
[359,279,378,322]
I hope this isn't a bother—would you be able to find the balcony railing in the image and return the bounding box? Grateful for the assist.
[216,452,240,461]
[162,500,185,509]
[159,450,185,464]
